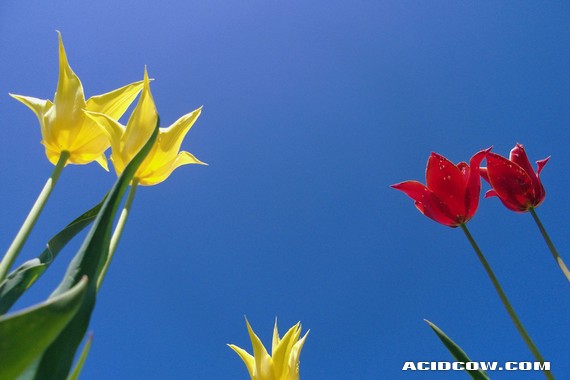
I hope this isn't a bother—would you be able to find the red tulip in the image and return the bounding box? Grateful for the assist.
[392,148,491,227]
[480,143,549,212]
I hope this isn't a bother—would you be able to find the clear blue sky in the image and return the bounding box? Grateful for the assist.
[1,1,569,379]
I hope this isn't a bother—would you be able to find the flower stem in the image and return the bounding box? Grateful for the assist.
[0,151,69,283]
[460,223,553,380]
[96,178,139,290]
[529,207,570,283]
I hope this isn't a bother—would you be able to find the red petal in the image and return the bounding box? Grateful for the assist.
[457,162,470,182]
[485,189,526,211]
[536,156,550,175]
[534,156,550,206]
[464,148,490,220]
[486,151,534,210]
[484,189,498,199]
[391,181,458,226]
[510,143,541,193]
[480,167,490,183]
[425,153,467,219]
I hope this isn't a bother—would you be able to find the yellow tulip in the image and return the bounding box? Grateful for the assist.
[228,319,309,380]
[85,68,205,186]
[10,32,144,170]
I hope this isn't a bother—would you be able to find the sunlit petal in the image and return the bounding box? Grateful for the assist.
[160,107,202,153]
[86,80,145,120]
[123,68,158,159]
[228,344,256,380]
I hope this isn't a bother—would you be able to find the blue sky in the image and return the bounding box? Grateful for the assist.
[1,1,569,379]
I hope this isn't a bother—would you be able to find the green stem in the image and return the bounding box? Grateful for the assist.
[96,178,139,290]
[0,151,69,282]
[529,207,570,283]
[460,223,553,380]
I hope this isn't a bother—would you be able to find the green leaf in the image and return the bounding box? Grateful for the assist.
[29,122,159,379]
[425,320,490,380]
[0,201,103,315]
[0,277,87,380]
[67,332,93,380]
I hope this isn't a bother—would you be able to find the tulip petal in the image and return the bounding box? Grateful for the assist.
[479,167,490,183]
[509,144,535,180]
[9,94,54,145]
[53,32,87,143]
[246,319,274,380]
[159,107,202,154]
[486,152,534,210]
[391,181,458,226]
[464,148,490,220]
[534,156,549,205]
[137,151,205,186]
[426,153,467,218]
[228,344,256,380]
[93,154,109,171]
[536,156,550,176]
[288,331,309,378]
[86,80,145,121]
[509,144,547,204]
[273,323,300,377]
[272,318,280,355]
[123,68,158,159]
[83,110,127,173]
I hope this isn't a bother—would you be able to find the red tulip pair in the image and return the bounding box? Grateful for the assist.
[392,144,548,226]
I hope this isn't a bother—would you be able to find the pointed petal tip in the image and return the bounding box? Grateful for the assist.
[144,66,150,80]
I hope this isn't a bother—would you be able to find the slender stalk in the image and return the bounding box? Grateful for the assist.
[460,223,553,380]
[529,207,570,282]
[96,178,139,290]
[0,151,69,282]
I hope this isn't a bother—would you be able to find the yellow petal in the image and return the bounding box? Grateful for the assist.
[9,94,53,143]
[52,31,86,142]
[86,80,145,121]
[246,319,275,380]
[228,344,256,380]
[83,110,127,174]
[94,154,109,171]
[286,331,309,380]
[159,106,202,154]
[137,151,205,186]
[123,68,158,159]
[272,318,280,356]
[272,323,301,377]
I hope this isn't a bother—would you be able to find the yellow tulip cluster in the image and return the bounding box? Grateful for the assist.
[11,32,205,186]
[5,32,309,380]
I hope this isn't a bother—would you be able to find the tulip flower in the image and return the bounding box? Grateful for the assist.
[481,144,569,282]
[228,319,308,380]
[85,68,205,186]
[391,148,490,227]
[0,32,145,283]
[480,143,549,212]
[392,148,552,378]
[10,32,144,170]
[85,67,205,288]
